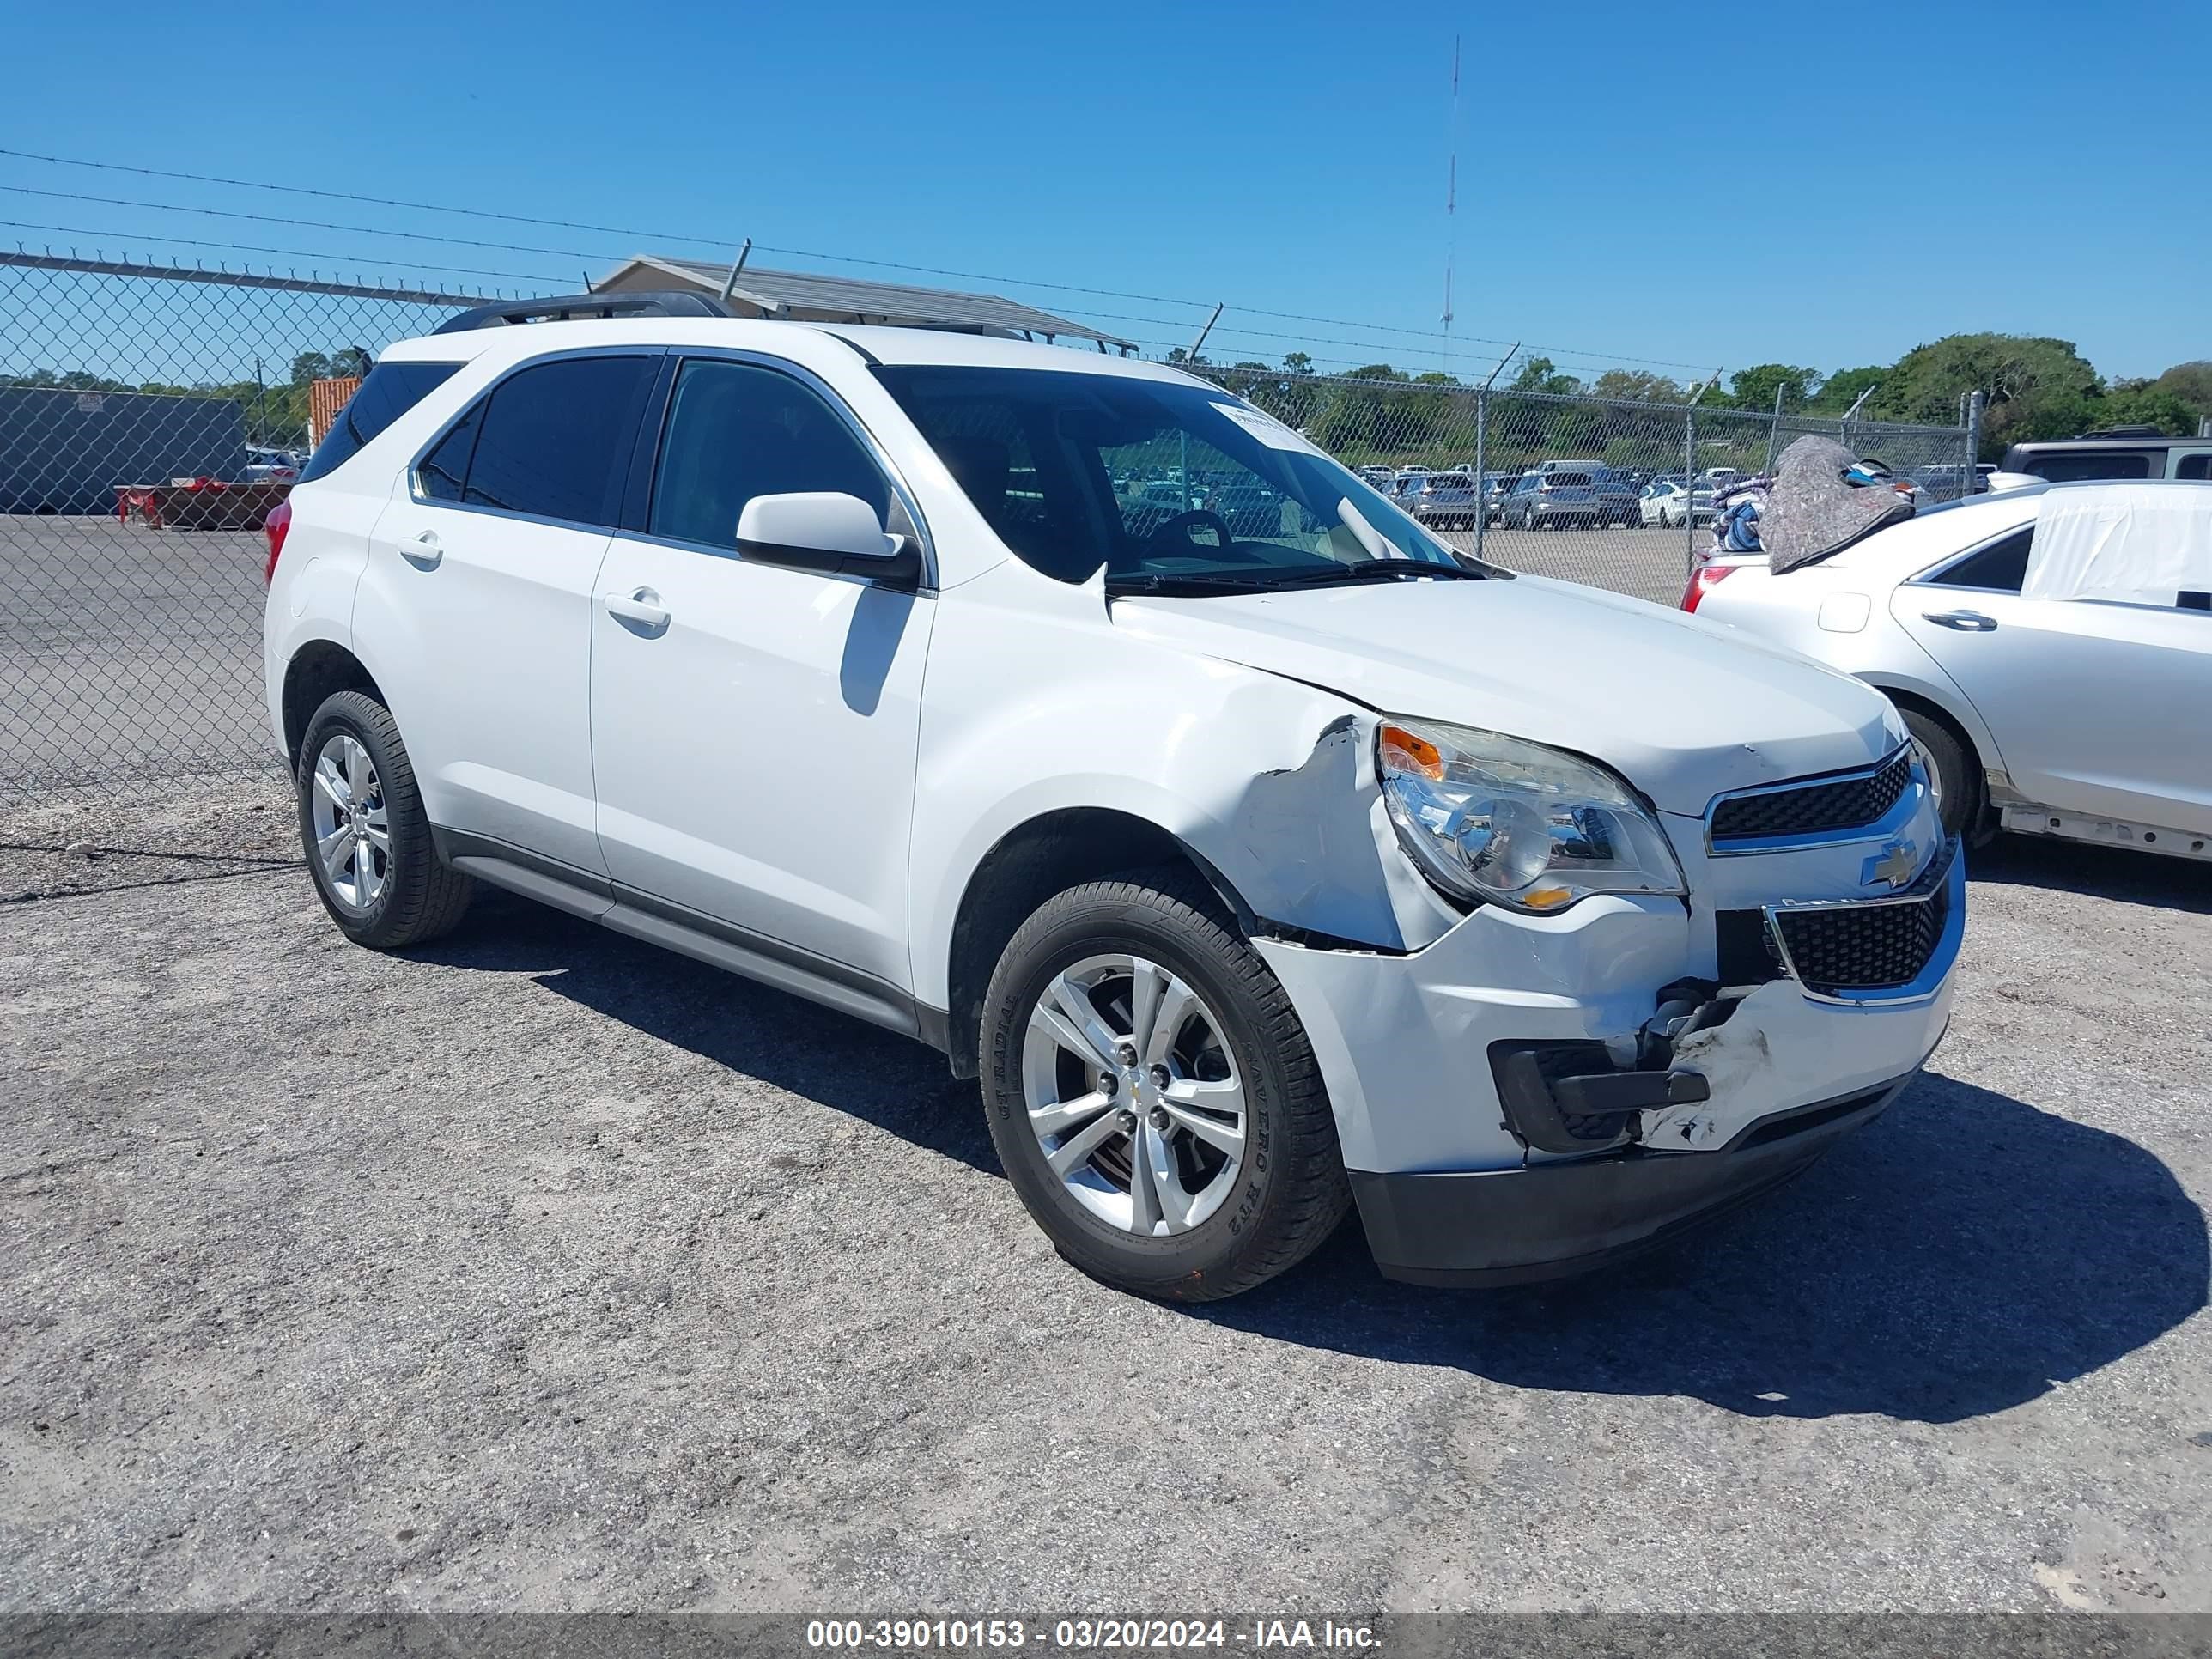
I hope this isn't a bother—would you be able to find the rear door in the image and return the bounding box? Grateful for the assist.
[589,353,933,989]
[1894,527,2212,826]
[356,350,661,873]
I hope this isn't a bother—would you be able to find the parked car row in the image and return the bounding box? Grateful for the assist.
[1383,461,1761,532]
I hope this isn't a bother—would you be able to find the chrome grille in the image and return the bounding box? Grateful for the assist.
[1771,872,1950,998]
[1711,749,1913,844]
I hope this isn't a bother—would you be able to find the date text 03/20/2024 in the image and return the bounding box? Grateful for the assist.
[805,1619,1382,1650]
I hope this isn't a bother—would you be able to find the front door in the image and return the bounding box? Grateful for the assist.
[589,355,933,990]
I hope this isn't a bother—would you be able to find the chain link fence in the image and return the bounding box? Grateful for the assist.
[3,255,1975,825]
[2,257,485,811]
[1190,364,1978,604]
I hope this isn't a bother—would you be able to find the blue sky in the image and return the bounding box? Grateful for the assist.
[3,0,2204,383]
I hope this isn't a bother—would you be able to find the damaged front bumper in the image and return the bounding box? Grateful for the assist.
[1348,1070,1917,1286]
[1252,839,1963,1286]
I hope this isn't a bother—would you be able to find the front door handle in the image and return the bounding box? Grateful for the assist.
[1923,609,1997,631]
[399,531,443,571]
[604,586,671,631]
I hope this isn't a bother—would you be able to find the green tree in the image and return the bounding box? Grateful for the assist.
[1508,356,1581,396]
[1265,353,1321,431]
[1875,333,2101,456]
[2088,384,2203,436]
[1808,365,1885,414]
[1588,368,1685,404]
[2148,361,2212,429]
[1729,363,1822,414]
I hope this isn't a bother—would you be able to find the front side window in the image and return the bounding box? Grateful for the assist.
[300,360,461,482]
[875,366,1461,591]
[647,359,890,550]
[2178,453,2210,481]
[459,355,659,527]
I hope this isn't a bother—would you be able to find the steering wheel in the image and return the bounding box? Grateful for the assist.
[1146,509,1238,553]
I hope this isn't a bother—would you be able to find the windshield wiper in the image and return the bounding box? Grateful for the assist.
[1104,570,1297,594]
[1107,559,1485,597]
[1257,558,1487,587]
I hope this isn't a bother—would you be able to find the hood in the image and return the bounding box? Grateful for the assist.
[1110,575,1899,815]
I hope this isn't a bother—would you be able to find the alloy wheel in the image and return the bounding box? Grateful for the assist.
[309,732,390,911]
[1021,954,1248,1237]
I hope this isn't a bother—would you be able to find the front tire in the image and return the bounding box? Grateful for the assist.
[1898,706,1978,842]
[980,872,1351,1302]
[296,689,473,949]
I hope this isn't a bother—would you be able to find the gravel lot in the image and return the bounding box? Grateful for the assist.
[1441,523,1696,607]
[3,775,2208,1615]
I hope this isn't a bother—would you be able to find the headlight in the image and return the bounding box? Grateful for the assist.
[1376,718,1686,914]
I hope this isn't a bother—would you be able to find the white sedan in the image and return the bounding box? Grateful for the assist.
[1639,481,1686,526]
[1685,480,2212,861]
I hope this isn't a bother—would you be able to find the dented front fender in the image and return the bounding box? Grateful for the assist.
[906,562,1457,1012]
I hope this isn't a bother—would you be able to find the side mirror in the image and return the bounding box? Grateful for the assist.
[736,492,921,586]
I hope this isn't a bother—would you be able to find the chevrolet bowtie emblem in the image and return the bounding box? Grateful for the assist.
[1864,840,1921,890]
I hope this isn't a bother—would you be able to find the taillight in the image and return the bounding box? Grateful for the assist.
[263,497,292,586]
[1680,562,1736,613]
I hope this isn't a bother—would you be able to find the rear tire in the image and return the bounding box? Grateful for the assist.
[1898,706,1978,842]
[295,690,473,950]
[980,870,1351,1303]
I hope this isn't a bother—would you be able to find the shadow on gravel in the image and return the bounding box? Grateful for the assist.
[412,889,999,1175]
[1971,832,2212,915]
[1207,1071,2209,1423]
[414,895,2205,1425]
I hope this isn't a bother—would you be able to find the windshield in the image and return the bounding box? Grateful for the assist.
[874,365,1462,589]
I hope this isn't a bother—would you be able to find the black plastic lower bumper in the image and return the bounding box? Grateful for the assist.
[1348,1073,1915,1287]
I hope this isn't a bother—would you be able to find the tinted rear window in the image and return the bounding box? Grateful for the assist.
[2017,450,2154,483]
[459,355,659,527]
[299,361,461,482]
[1547,471,1592,486]
[1932,528,2032,592]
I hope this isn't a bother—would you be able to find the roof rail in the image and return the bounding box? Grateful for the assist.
[431,290,734,335]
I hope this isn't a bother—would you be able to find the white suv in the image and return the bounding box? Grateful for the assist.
[264,295,1962,1299]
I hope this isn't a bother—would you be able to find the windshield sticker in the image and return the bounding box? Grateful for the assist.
[1211,401,1323,454]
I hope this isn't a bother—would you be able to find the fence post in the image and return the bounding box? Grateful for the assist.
[1684,401,1698,579]
[1471,386,1487,563]
[1764,380,1784,472]
[1966,390,1984,495]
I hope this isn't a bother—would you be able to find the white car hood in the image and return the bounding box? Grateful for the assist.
[1112,574,1898,815]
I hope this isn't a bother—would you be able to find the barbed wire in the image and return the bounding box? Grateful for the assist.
[0,148,1723,375]
[0,220,556,289]
[0,224,1655,383]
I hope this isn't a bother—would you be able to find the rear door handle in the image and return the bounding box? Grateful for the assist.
[604,586,671,631]
[1923,609,1997,631]
[399,531,443,571]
